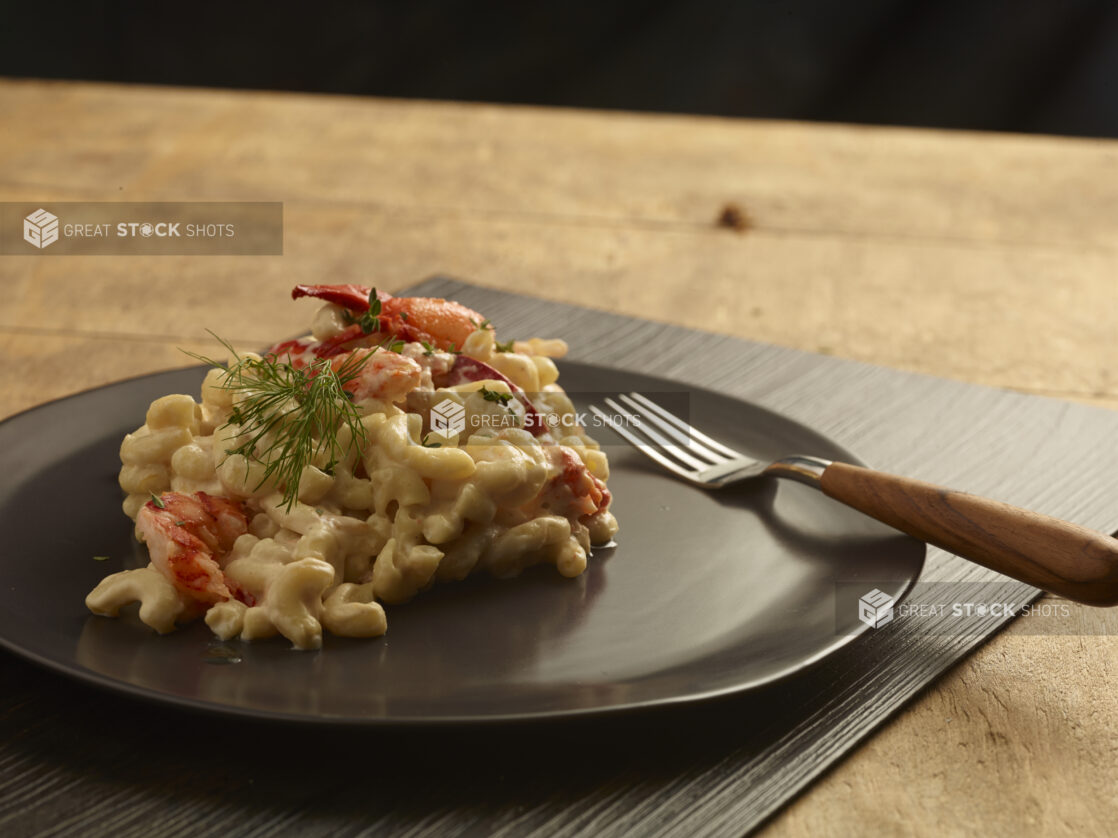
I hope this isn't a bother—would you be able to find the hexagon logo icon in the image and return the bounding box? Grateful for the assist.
[858,588,894,628]
[431,397,466,437]
[23,208,59,249]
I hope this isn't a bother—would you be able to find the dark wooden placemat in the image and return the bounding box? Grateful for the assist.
[3,277,1117,838]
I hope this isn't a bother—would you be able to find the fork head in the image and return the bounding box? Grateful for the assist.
[590,392,767,489]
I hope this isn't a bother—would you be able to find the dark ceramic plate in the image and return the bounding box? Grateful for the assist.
[0,362,923,725]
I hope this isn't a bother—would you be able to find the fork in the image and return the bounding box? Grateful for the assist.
[591,392,1118,607]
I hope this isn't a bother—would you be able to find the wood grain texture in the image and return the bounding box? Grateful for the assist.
[1,200,1114,406]
[4,80,1118,249]
[820,462,1118,605]
[1,80,1116,410]
[1,79,1118,837]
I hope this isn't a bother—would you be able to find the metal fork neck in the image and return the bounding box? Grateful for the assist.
[764,455,833,486]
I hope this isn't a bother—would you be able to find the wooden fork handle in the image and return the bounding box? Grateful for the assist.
[820,462,1118,606]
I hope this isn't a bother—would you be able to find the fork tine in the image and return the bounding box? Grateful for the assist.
[618,393,728,465]
[601,398,711,471]
[626,392,742,460]
[589,406,700,481]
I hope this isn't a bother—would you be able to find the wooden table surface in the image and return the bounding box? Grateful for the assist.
[2,78,1117,836]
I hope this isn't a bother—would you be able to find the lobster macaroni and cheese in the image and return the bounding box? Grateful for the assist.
[86,284,618,649]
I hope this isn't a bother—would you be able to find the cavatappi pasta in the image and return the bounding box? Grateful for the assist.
[86,285,618,649]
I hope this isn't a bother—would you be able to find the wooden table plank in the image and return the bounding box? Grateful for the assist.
[2,79,1118,249]
[771,628,1118,837]
[1,204,1114,408]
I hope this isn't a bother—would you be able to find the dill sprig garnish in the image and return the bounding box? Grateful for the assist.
[183,333,372,510]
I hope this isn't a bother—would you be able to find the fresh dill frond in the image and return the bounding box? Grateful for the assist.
[183,334,372,511]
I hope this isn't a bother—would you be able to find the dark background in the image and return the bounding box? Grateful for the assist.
[3,0,1118,137]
